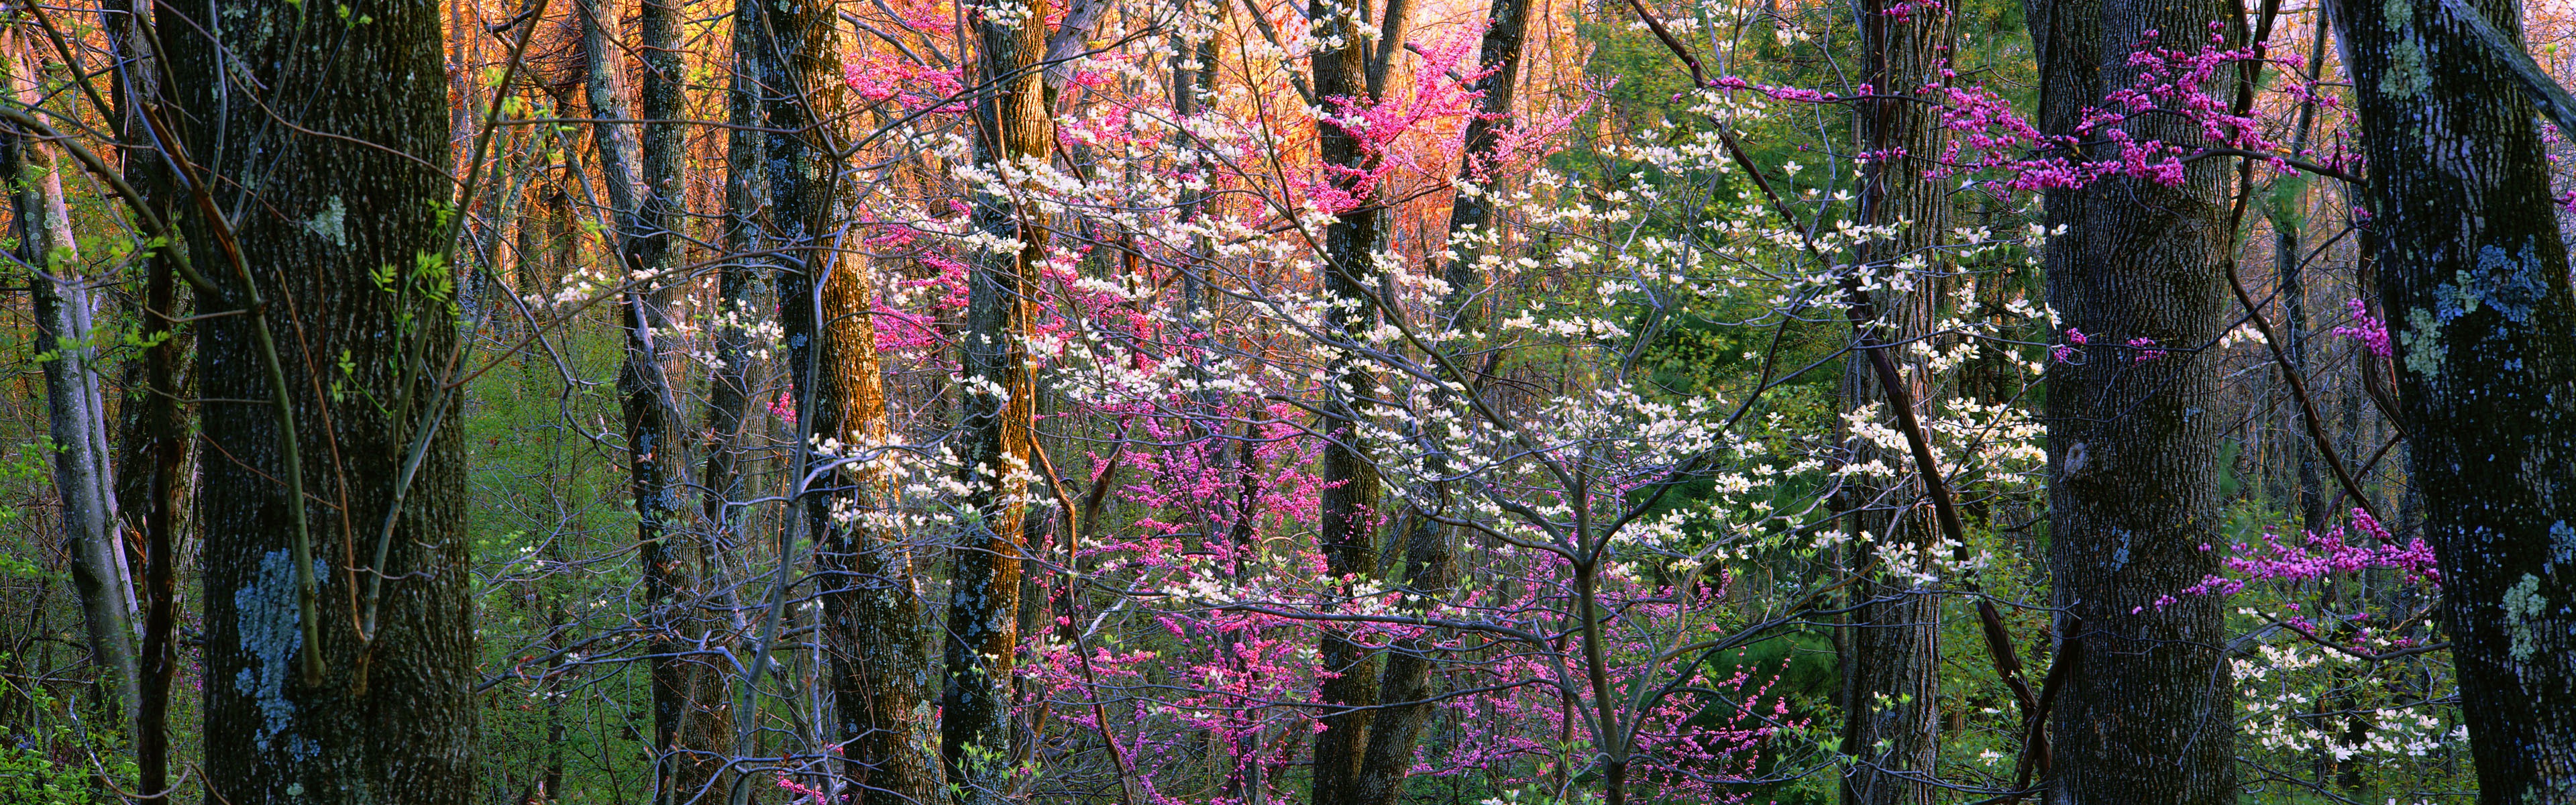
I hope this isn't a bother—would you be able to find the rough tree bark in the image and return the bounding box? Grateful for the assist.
[129,250,183,805]
[164,0,479,799]
[753,0,947,800]
[2332,0,2576,797]
[678,0,766,797]
[2025,0,2241,798]
[705,0,763,559]
[1347,0,1527,801]
[1837,0,1949,800]
[946,0,1049,797]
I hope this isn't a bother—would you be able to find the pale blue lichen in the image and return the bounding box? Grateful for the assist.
[2553,521,2576,568]
[2469,245,2548,325]
[233,549,319,759]
[2400,244,2551,380]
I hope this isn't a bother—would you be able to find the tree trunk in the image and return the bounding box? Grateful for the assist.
[1840,0,1951,798]
[7,28,141,731]
[753,0,947,800]
[130,215,185,805]
[947,0,1049,798]
[2333,0,2576,796]
[95,0,185,794]
[1307,0,1387,798]
[1348,0,1529,801]
[680,0,768,797]
[578,0,729,799]
[1837,2,1949,800]
[2025,0,2241,799]
[706,0,765,566]
[166,0,478,798]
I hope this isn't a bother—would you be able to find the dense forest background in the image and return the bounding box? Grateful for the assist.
[2,0,2573,800]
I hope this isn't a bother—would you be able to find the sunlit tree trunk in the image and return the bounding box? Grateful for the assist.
[166,0,478,798]
[8,27,140,734]
[2333,0,2576,796]
[947,0,1049,798]
[2025,0,2240,798]
[753,0,947,800]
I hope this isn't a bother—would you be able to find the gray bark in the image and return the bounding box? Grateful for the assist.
[2332,0,2576,796]
[1307,0,1391,797]
[7,52,142,724]
[1838,0,1949,800]
[165,0,480,798]
[947,0,1051,798]
[2025,0,2242,798]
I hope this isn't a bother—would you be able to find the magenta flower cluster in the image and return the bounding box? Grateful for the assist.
[2332,297,2391,358]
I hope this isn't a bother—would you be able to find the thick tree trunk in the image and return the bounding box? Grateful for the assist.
[165,0,478,799]
[7,30,141,731]
[1839,0,1951,798]
[947,0,1049,799]
[2333,0,2576,797]
[2025,0,2240,800]
[751,0,947,800]
[1307,1,1387,800]
[641,2,733,790]
[706,0,765,566]
[1837,1,1949,800]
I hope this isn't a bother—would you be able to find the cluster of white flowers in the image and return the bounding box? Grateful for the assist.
[2232,641,2460,760]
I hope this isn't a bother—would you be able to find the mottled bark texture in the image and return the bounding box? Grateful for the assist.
[706,0,763,553]
[163,0,478,800]
[1308,0,1387,800]
[1838,0,1949,800]
[2332,0,2576,798]
[947,0,1048,798]
[751,0,946,800]
[2025,0,2241,799]
[1346,1,1528,801]
[7,33,140,727]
